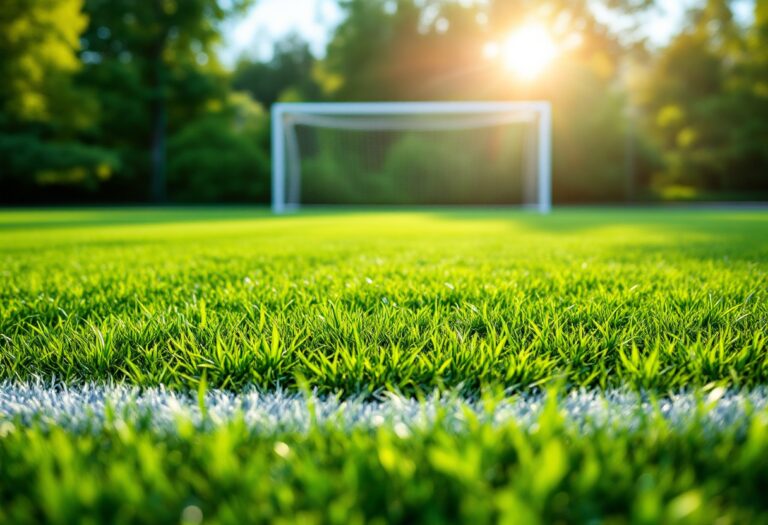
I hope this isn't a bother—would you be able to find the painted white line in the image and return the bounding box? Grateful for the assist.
[1,382,765,434]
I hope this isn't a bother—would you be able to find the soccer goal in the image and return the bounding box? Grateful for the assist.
[271,101,552,214]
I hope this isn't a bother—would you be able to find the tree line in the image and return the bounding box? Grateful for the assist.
[1,0,766,204]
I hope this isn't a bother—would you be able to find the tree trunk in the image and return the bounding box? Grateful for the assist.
[151,66,167,203]
[149,0,168,203]
[150,51,167,203]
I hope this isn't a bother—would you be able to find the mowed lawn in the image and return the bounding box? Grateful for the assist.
[2,207,768,524]
[2,207,767,393]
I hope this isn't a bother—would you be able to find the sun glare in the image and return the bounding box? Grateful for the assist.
[500,25,559,80]
[483,42,500,60]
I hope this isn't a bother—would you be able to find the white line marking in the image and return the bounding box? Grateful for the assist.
[1,382,765,434]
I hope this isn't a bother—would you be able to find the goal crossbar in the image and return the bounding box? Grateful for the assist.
[271,101,552,213]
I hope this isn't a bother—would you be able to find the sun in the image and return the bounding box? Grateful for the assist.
[497,24,559,80]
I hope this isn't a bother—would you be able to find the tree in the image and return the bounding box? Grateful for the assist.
[167,93,270,202]
[79,0,252,202]
[0,0,86,122]
[638,0,768,195]
[728,0,768,191]
[233,34,321,107]
[319,0,654,202]
[0,0,120,203]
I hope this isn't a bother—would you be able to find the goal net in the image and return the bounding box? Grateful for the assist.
[271,102,552,213]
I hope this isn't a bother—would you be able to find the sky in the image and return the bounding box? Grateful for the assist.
[218,0,754,66]
[219,0,342,65]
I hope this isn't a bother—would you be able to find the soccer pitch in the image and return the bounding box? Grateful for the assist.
[2,207,768,523]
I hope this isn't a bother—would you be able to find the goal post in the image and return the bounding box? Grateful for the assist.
[271,101,552,214]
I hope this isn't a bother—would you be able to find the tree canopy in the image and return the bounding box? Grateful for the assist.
[0,0,765,204]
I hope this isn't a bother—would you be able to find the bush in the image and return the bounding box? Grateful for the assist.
[167,113,269,203]
[0,133,120,202]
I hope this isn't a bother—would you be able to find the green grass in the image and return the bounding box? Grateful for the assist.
[2,207,768,524]
[3,396,768,525]
[1,208,767,394]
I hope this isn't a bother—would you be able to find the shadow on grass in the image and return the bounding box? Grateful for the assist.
[0,206,272,230]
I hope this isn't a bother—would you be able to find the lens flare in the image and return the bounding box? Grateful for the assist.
[483,42,500,60]
[502,25,559,80]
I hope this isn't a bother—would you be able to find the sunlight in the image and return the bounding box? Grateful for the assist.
[500,24,559,80]
[483,41,500,60]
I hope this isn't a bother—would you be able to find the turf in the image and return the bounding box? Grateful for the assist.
[2,207,768,524]
[1,208,767,394]
[3,394,768,525]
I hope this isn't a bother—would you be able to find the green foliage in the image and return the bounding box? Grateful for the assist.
[0,0,257,203]
[382,134,478,204]
[0,0,117,201]
[75,0,253,200]
[0,0,766,202]
[0,134,120,199]
[168,95,269,203]
[639,0,768,195]
[640,31,732,191]
[319,0,642,202]
[0,0,87,121]
[551,64,631,201]
[233,35,322,107]
[301,129,522,205]
[1,208,766,394]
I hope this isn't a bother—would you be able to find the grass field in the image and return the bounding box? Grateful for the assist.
[2,207,768,524]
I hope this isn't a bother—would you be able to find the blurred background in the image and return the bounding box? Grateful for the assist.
[1,0,766,205]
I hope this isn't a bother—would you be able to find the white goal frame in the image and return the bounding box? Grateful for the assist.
[271,101,552,214]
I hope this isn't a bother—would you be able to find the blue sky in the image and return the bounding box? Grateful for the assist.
[218,0,754,66]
